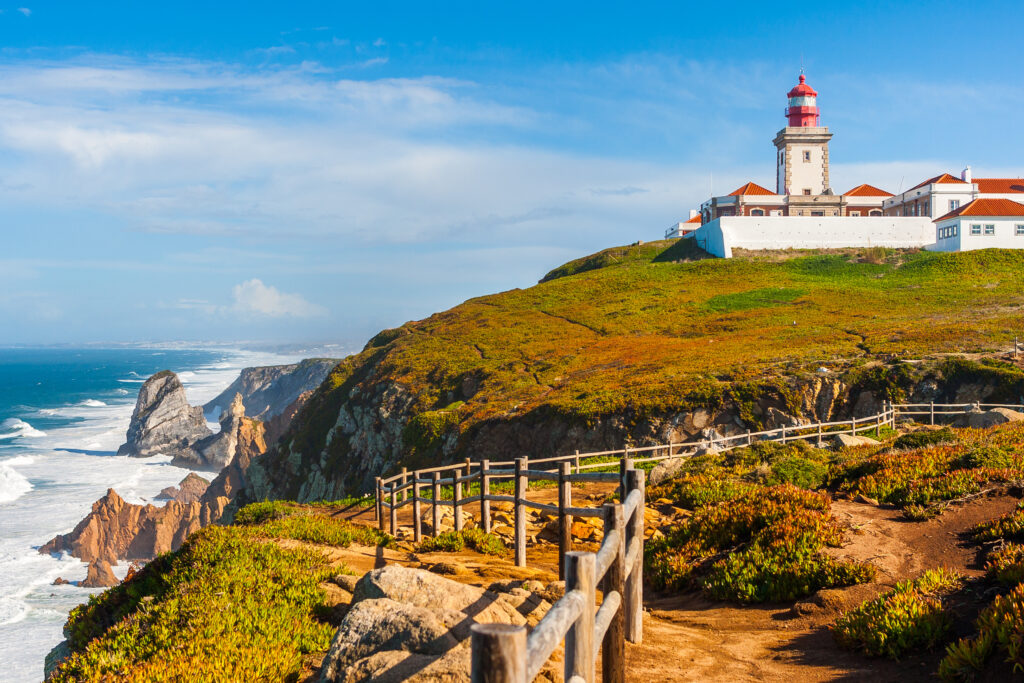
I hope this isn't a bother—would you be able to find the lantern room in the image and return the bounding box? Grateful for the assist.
[785,74,820,127]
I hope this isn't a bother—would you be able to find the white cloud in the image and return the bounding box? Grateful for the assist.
[17,7,30,17]
[231,279,326,318]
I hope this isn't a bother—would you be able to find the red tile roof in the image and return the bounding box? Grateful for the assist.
[909,173,968,191]
[684,214,702,224]
[975,178,1024,194]
[728,182,776,196]
[934,197,1024,222]
[843,183,893,197]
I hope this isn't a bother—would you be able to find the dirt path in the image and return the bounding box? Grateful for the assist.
[327,485,1020,681]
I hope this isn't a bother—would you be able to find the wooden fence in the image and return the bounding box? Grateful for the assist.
[469,468,645,683]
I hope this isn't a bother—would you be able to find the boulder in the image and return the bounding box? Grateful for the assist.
[81,559,118,588]
[155,472,210,503]
[116,371,211,461]
[954,408,1024,429]
[832,433,880,449]
[352,565,527,625]
[649,457,688,486]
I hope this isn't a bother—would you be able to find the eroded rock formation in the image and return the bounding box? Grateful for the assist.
[116,371,211,461]
[81,560,119,588]
[204,358,338,420]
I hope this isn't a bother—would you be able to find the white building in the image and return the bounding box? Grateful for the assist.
[672,73,1024,257]
[932,198,1024,252]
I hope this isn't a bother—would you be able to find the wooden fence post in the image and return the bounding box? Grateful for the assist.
[400,467,408,502]
[454,468,464,532]
[781,425,787,444]
[746,430,752,446]
[875,410,881,438]
[558,461,572,580]
[470,623,527,683]
[375,477,383,529]
[514,457,527,567]
[564,552,596,683]
[619,450,633,500]
[574,450,581,474]
[432,471,441,535]
[601,503,626,683]
[816,422,823,448]
[481,458,492,534]
[625,469,645,644]
[412,472,422,543]
[930,401,935,426]
[389,482,397,536]
[850,417,856,435]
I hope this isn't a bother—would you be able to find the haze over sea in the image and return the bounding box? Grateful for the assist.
[0,347,306,682]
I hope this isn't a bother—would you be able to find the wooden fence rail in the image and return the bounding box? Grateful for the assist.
[470,468,645,683]
[376,401,1024,572]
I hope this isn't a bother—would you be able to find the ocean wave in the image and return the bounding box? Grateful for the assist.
[117,379,144,383]
[78,399,108,407]
[0,463,32,504]
[0,418,47,440]
[38,408,60,416]
[115,389,129,396]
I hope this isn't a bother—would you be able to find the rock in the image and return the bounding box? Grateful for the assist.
[648,457,688,486]
[43,640,72,680]
[203,358,338,421]
[765,407,805,428]
[41,417,269,564]
[155,472,210,503]
[332,573,361,592]
[832,433,880,449]
[790,583,887,618]
[954,408,1024,429]
[116,371,212,461]
[184,393,246,470]
[265,390,314,446]
[51,577,69,586]
[352,566,528,626]
[81,559,118,588]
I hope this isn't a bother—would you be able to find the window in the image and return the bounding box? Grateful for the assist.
[1016,225,1024,236]
[850,211,860,216]
[970,224,982,235]
[949,199,960,211]
[922,201,929,215]
[985,224,995,236]
[810,210,825,216]
[803,150,811,162]
[750,209,764,216]
[803,188,812,195]
[869,210,882,216]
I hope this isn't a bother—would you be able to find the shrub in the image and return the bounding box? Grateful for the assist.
[973,506,1024,543]
[251,513,394,548]
[893,429,955,450]
[417,528,508,557]
[647,473,755,510]
[234,500,298,525]
[49,526,338,682]
[940,583,1024,679]
[985,543,1024,585]
[646,484,874,602]
[833,568,961,659]
[766,455,829,490]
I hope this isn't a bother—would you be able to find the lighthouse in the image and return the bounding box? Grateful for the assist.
[785,74,820,127]
[774,73,832,196]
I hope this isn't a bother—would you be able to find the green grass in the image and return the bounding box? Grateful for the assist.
[235,501,394,548]
[416,528,509,557]
[833,568,962,659]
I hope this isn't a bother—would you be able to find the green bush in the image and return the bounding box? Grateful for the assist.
[893,429,955,450]
[766,455,829,489]
[234,500,298,525]
[973,506,1024,543]
[252,513,394,548]
[49,526,338,682]
[833,568,961,659]
[417,528,508,557]
[985,543,1024,585]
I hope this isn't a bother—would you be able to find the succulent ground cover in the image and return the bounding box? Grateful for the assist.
[48,502,386,682]
[833,568,962,659]
[645,441,876,602]
[415,528,509,556]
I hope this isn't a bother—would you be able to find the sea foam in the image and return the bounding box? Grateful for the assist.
[0,462,32,504]
[0,419,46,440]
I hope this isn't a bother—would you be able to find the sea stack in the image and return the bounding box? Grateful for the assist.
[117,370,211,460]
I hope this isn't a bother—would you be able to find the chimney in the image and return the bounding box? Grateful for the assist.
[688,209,698,219]
[961,165,972,183]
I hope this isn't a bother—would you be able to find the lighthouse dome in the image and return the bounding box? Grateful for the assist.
[787,74,818,98]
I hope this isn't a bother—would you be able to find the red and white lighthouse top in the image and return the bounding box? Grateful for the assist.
[785,74,820,127]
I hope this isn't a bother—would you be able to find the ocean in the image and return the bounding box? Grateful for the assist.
[0,347,305,682]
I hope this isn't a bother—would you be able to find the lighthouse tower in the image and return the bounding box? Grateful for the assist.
[774,73,832,196]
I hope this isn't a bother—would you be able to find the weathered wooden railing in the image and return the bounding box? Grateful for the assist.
[470,468,645,683]
[376,400,1024,570]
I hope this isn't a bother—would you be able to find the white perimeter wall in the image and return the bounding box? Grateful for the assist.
[688,216,936,258]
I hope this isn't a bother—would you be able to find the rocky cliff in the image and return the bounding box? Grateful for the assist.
[203,358,338,419]
[238,245,1024,505]
[42,417,268,564]
[116,371,211,461]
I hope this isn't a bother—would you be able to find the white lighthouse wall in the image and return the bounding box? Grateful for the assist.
[687,217,936,258]
[785,144,826,195]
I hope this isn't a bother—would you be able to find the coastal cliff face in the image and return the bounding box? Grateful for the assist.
[203,358,338,420]
[42,417,268,565]
[240,245,1024,504]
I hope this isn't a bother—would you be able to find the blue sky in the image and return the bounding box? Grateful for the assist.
[3,1,1024,346]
